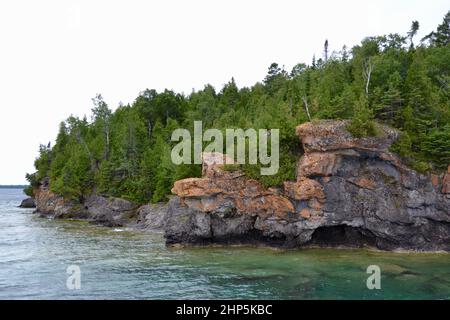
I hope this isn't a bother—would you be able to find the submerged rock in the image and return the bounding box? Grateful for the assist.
[166,120,450,251]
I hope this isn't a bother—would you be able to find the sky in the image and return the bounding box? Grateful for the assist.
[0,0,448,184]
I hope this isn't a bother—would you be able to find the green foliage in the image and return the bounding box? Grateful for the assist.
[347,95,378,137]
[242,150,297,188]
[390,132,413,158]
[33,144,52,182]
[421,125,450,169]
[173,163,202,181]
[23,185,34,197]
[410,160,431,173]
[25,11,450,203]
[222,164,241,172]
[422,10,450,47]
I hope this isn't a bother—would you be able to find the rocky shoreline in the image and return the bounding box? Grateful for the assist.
[23,120,450,251]
[28,178,167,231]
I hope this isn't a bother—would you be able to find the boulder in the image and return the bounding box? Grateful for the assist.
[19,197,35,208]
[84,195,139,227]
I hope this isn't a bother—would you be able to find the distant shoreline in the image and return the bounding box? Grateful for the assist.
[0,185,27,189]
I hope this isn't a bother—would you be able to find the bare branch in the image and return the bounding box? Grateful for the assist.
[363,58,374,96]
[302,96,312,121]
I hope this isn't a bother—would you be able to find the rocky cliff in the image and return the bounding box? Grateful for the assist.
[166,120,450,251]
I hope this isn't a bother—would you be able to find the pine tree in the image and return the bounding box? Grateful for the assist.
[422,11,450,46]
[347,95,377,137]
[407,20,419,49]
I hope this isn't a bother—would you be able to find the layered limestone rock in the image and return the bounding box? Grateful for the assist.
[166,121,450,251]
[171,175,295,219]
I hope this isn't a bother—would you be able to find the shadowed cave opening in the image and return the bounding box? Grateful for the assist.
[308,225,378,248]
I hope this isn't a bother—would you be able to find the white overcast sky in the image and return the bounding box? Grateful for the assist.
[0,0,448,184]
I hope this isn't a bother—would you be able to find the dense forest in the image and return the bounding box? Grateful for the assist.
[25,12,450,204]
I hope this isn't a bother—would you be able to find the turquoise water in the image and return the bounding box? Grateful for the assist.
[0,188,449,299]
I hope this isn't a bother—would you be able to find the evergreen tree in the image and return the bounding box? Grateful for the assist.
[407,20,419,49]
[347,95,377,138]
[422,11,450,46]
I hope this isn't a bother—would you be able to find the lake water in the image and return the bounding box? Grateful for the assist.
[0,188,448,299]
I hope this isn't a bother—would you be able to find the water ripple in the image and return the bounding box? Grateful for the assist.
[0,189,449,299]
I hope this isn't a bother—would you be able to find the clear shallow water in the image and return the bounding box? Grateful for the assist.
[0,189,449,300]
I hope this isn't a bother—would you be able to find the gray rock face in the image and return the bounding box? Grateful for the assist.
[135,203,168,230]
[19,197,36,208]
[165,198,212,244]
[164,121,450,251]
[83,195,139,227]
[34,192,136,225]
[315,156,450,251]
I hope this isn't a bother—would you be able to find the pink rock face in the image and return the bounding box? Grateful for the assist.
[430,174,439,187]
[283,178,325,202]
[34,184,64,214]
[171,178,223,197]
[297,152,337,177]
[172,154,296,219]
[171,151,330,221]
[443,165,450,194]
[172,174,295,218]
[300,208,311,219]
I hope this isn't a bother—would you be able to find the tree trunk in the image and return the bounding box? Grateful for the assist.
[363,58,374,97]
[302,96,312,121]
